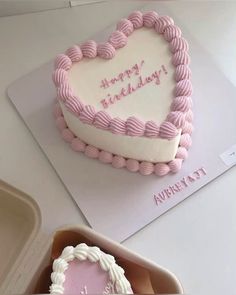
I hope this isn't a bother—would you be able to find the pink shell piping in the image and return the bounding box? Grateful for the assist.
[54,102,192,176]
[53,10,193,142]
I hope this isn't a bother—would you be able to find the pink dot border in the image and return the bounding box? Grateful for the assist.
[53,102,193,176]
[52,10,193,141]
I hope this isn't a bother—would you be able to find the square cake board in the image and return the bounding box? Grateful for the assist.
[7,5,236,242]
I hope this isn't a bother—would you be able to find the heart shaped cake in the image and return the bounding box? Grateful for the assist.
[53,10,193,176]
[49,243,132,294]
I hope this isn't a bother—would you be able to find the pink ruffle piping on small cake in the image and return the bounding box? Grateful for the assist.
[53,102,193,176]
[52,10,193,142]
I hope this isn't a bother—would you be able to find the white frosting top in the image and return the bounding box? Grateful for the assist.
[68,27,175,123]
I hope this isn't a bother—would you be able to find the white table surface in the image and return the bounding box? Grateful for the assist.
[0,1,236,294]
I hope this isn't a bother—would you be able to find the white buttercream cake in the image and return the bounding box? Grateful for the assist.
[53,10,193,176]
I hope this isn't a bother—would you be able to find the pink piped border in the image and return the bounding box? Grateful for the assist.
[53,102,193,176]
[53,10,193,141]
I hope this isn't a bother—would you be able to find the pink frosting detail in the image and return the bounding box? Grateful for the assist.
[112,155,126,169]
[128,11,143,29]
[175,80,193,96]
[56,116,67,131]
[97,42,115,59]
[186,109,194,122]
[116,18,134,36]
[108,31,127,49]
[159,122,178,139]
[79,105,96,124]
[61,128,74,143]
[81,40,97,58]
[94,111,111,130]
[71,138,86,152]
[52,69,68,86]
[65,96,84,115]
[54,54,72,70]
[168,159,183,173]
[154,163,170,176]
[57,83,73,101]
[139,162,154,176]
[66,45,83,62]
[166,111,186,128]
[84,145,99,159]
[110,118,126,134]
[182,122,194,134]
[172,50,190,66]
[143,11,159,27]
[126,116,145,136]
[180,133,192,149]
[175,65,191,82]
[176,147,188,160]
[53,103,63,118]
[145,120,159,137]
[171,96,192,112]
[126,159,139,172]
[99,151,113,164]
[170,37,189,53]
[163,25,181,42]
[155,16,174,34]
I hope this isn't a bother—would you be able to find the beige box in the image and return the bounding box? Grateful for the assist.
[0,180,183,294]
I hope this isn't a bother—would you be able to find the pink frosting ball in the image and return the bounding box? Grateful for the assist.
[112,156,126,169]
[155,15,174,34]
[128,11,143,29]
[180,133,192,149]
[126,159,139,172]
[154,163,170,176]
[176,147,188,160]
[61,128,74,143]
[182,122,194,135]
[99,150,113,164]
[66,45,83,62]
[71,138,86,152]
[81,40,97,58]
[168,159,183,173]
[139,162,154,176]
[84,145,99,159]
[116,18,134,36]
[53,103,62,119]
[54,54,72,70]
[56,116,67,131]
[143,11,159,27]
[97,42,115,59]
[185,109,194,122]
[163,25,182,42]
[108,31,127,49]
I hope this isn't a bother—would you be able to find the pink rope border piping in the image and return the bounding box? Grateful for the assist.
[52,10,193,141]
[53,102,193,176]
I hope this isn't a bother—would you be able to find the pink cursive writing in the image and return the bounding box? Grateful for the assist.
[100,64,168,109]
[154,167,207,206]
[100,60,145,89]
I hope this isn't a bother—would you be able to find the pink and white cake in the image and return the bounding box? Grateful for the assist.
[53,10,193,176]
[49,243,132,294]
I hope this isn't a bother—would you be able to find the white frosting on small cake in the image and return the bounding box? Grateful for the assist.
[60,27,180,162]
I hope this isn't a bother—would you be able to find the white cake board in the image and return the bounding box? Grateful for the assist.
[7,5,236,242]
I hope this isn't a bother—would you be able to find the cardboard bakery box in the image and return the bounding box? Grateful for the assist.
[0,180,184,294]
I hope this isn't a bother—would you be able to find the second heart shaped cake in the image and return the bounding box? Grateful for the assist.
[53,10,193,176]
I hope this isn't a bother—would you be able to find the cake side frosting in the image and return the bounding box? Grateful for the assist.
[60,103,181,162]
